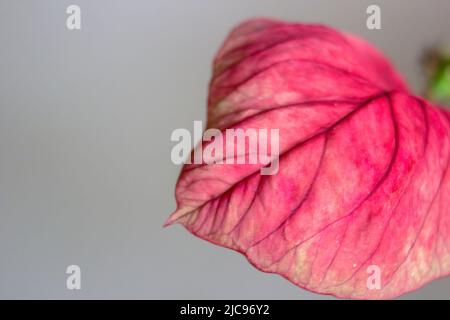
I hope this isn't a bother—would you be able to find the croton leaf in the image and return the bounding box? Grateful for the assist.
[166,18,450,299]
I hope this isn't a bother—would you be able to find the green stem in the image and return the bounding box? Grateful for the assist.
[425,48,450,105]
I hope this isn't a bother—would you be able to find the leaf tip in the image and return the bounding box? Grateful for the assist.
[163,206,195,227]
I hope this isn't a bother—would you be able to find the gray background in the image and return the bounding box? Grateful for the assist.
[1,0,449,299]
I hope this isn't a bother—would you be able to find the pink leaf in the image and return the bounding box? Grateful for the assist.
[166,18,450,299]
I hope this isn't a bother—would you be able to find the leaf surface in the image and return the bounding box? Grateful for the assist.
[166,19,450,299]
